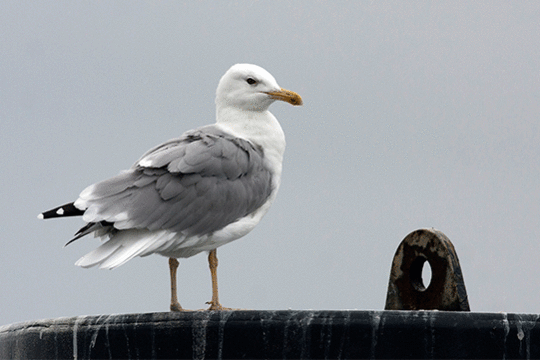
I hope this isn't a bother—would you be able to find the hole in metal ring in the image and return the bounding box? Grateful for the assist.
[410,256,432,292]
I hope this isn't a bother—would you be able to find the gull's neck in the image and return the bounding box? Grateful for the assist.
[216,106,285,152]
[215,105,286,183]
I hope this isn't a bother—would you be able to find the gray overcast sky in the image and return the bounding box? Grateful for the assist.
[1,1,540,326]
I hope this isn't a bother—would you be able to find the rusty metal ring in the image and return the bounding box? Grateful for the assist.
[385,228,470,311]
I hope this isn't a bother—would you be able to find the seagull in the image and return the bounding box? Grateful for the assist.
[39,64,302,311]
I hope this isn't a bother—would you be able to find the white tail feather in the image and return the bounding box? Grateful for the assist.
[98,237,156,269]
[75,241,124,268]
[75,229,180,269]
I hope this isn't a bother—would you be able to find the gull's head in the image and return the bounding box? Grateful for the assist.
[216,64,302,112]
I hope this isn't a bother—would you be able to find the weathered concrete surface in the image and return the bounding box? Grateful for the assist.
[385,228,470,311]
[1,310,540,359]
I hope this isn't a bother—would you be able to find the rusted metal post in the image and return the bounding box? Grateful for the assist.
[385,228,470,311]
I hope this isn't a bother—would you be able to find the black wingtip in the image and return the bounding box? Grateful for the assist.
[39,202,84,219]
[64,237,79,247]
[64,221,113,247]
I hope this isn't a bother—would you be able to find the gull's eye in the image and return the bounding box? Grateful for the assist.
[246,78,257,85]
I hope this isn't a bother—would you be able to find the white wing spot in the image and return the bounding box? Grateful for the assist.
[138,158,152,167]
[56,208,65,215]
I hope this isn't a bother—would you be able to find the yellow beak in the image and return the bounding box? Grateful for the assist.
[265,88,303,106]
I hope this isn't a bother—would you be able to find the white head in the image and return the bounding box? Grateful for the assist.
[215,64,302,112]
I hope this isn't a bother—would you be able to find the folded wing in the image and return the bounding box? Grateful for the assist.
[72,125,273,241]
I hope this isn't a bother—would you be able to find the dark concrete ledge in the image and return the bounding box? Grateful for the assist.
[1,310,540,359]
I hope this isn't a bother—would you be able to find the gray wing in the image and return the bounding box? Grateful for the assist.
[74,125,273,237]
